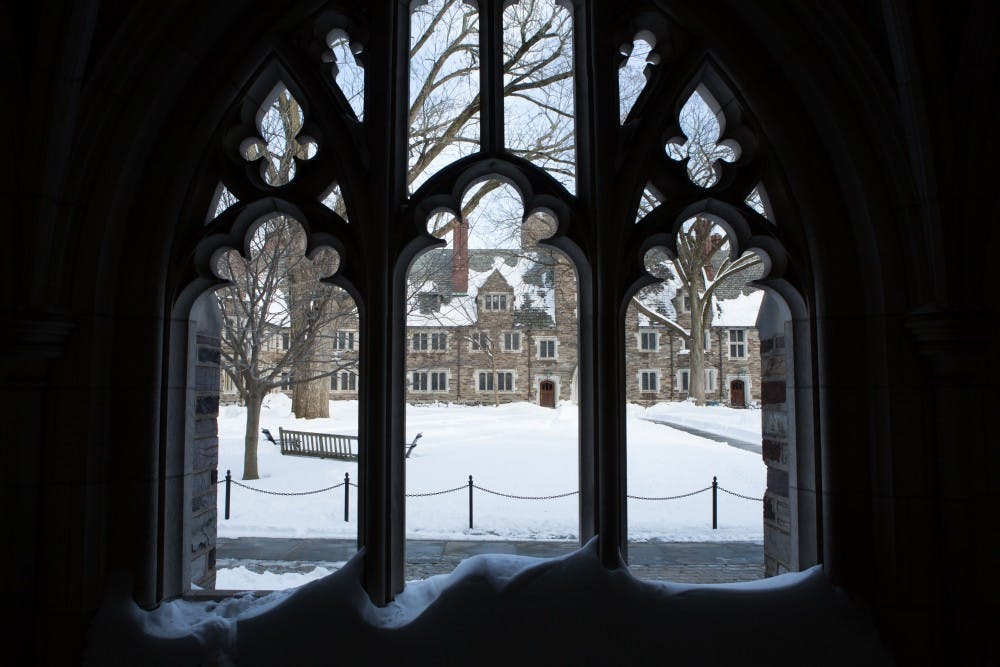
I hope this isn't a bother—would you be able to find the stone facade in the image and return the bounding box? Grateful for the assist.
[623,296,763,406]
[219,220,763,409]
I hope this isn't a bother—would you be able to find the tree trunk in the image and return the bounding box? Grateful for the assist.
[689,289,706,406]
[293,371,330,418]
[243,392,263,480]
[289,265,331,419]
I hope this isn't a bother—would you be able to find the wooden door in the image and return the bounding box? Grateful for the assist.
[540,380,556,408]
[730,379,745,407]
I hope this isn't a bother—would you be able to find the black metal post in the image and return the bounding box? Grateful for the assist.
[225,469,231,520]
[468,475,474,529]
[712,476,718,529]
[344,472,350,522]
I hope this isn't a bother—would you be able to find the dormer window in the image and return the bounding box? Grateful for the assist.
[483,293,508,311]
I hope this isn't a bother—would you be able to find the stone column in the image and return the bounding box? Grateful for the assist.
[758,294,792,576]
[189,296,222,589]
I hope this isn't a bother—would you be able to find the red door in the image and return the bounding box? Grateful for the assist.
[730,379,745,407]
[540,380,556,408]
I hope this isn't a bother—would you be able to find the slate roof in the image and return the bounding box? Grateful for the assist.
[407,248,560,329]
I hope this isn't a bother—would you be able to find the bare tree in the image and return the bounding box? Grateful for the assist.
[216,216,357,480]
[409,0,575,239]
[632,220,761,405]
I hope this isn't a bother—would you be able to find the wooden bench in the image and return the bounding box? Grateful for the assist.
[274,428,422,461]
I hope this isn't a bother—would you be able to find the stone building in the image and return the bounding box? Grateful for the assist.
[624,289,763,406]
[220,216,766,408]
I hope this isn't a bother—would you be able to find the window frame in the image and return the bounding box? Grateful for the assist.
[639,368,659,392]
[536,337,558,359]
[333,329,358,351]
[483,292,509,311]
[728,328,747,359]
[166,0,816,608]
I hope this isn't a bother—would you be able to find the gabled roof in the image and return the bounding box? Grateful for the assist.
[407,248,559,328]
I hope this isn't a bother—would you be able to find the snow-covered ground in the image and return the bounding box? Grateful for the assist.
[217,395,764,544]
[640,400,763,444]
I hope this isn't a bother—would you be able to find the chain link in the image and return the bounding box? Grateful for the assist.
[229,480,345,496]
[718,486,763,502]
[473,484,579,500]
[405,484,468,498]
[627,486,712,501]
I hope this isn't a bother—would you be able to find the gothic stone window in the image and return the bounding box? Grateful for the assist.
[176,0,804,607]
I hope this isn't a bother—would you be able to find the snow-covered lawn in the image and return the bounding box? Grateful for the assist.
[641,400,763,444]
[217,395,764,543]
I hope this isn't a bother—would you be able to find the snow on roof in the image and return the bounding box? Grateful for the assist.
[712,290,764,327]
[410,251,557,327]
[636,280,679,327]
[407,295,477,327]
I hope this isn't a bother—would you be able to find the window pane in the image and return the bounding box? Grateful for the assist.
[503,0,575,193]
[408,0,480,193]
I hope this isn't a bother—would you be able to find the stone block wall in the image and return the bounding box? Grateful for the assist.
[190,325,220,589]
[760,333,791,576]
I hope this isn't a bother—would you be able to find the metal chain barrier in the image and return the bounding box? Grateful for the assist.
[627,486,713,501]
[718,486,764,502]
[405,484,468,497]
[473,484,579,500]
[229,479,345,496]
[222,467,763,531]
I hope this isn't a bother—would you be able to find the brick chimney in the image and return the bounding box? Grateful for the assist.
[452,217,469,293]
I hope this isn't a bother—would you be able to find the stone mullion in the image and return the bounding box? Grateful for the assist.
[576,0,626,567]
[356,1,411,605]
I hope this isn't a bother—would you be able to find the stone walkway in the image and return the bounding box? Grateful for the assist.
[640,417,762,454]
[217,537,764,583]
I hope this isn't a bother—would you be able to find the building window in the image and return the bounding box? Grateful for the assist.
[331,370,358,391]
[705,368,717,391]
[411,370,447,392]
[503,331,521,351]
[729,329,747,358]
[281,332,290,350]
[640,369,659,392]
[678,369,690,392]
[498,371,514,391]
[470,331,490,351]
[640,331,658,351]
[679,331,710,352]
[537,338,557,359]
[333,330,356,351]
[477,370,515,392]
[431,332,447,351]
[483,293,508,311]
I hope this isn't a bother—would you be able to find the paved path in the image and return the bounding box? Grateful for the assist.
[217,537,764,583]
[641,417,762,454]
